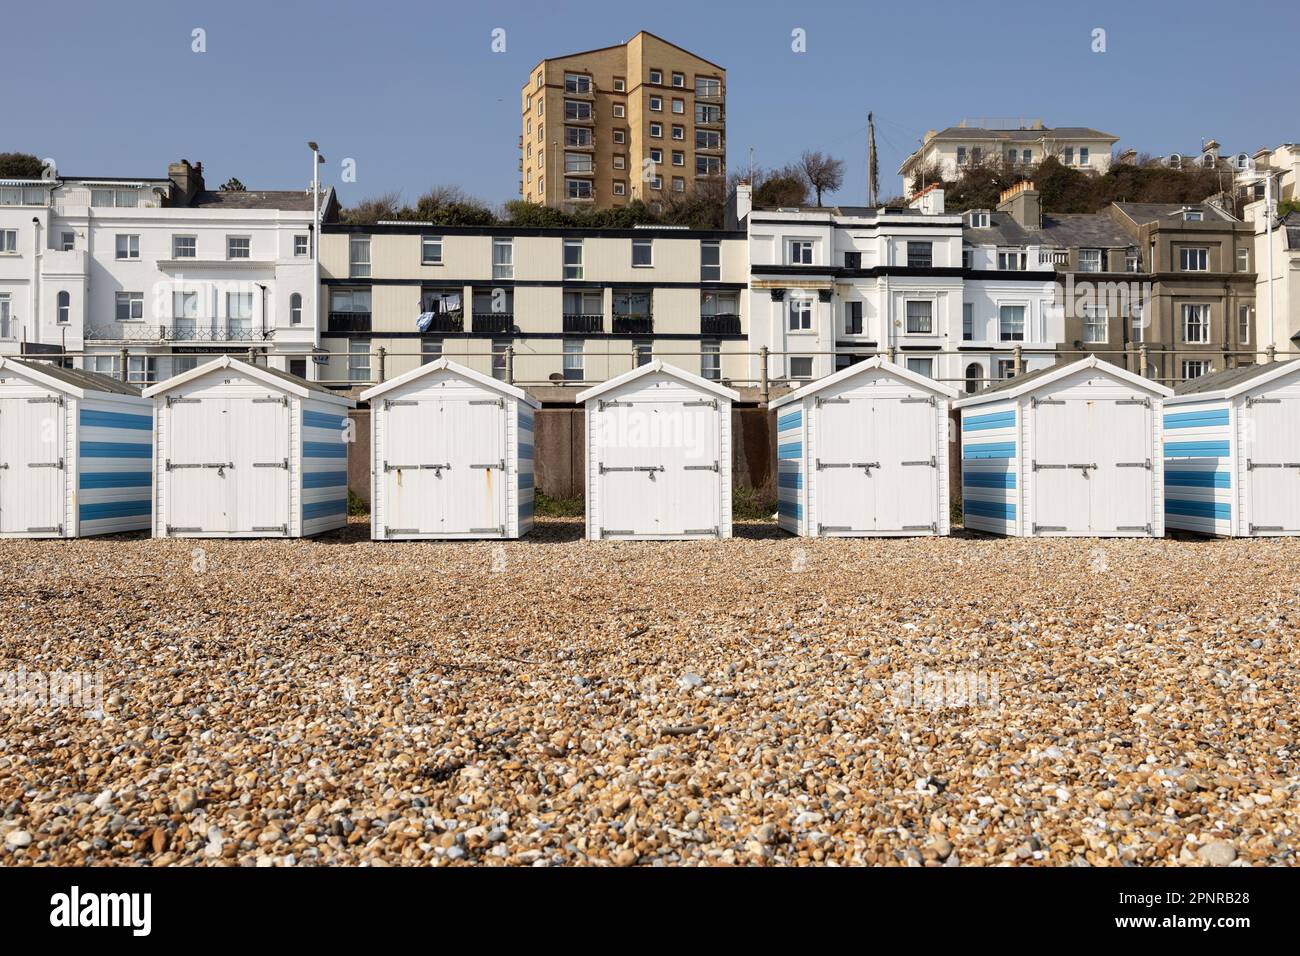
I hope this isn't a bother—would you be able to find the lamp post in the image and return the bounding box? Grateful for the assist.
[308,141,325,372]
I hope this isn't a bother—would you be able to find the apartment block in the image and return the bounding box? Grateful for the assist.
[317,223,747,396]
[519,31,726,212]
[1243,144,1300,354]
[0,159,336,383]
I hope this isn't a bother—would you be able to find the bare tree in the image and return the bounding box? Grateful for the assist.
[800,150,845,206]
[342,190,404,224]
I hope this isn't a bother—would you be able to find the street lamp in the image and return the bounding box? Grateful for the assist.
[308,142,325,371]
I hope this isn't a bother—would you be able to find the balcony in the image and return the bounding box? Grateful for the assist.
[419,313,464,333]
[471,313,514,334]
[613,315,653,334]
[701,313,741,335]
[563,313,604,333]
[85,324,273,343]
[327,311,372,333]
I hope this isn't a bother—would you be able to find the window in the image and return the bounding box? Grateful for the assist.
[1082,304,1108,343]
[962,246,973,269]
[1022,149,1031,164]
[1238,304,1253,343]
[563,290,602,318]
[633,339,652,366]
[331,288,371,313]
[290,293,303,326]
[115,234,139,259]
[696,104,722,124]
[671,99,684,114]
[60,232,75,251]
[613,78,625,92]
[90,188,137,208]
[613,181,626,196]
[672,150,685,167]
[700,291,738,317]
[56,291,70,324]
[1236,247,1249,272]
[1183,209,1204,222]
[996,359,1016,380]
[564,73,590,94]
[566,179,593,199]
[349,236,371,278]
[115,292,143,321]
[1126,251,1141,273]
[906,241,932,268]
[127,356,156,385]
[1182,304,1211,343]
[844,301,863,335]
[648,176,663,191]
[1079,147,1089,165]
[1077,248,1102,273]
[492,340,510,381]
[649,123,662,138]
[421,339,442,365]
[965,363,983,393]
[649,69,662,84]
[957,147,968,166]
[0,185,47,206]
[671,176,685,193]
[696,130,721,151]
[844,251,862,268]
[563,339,584,382]
[1007,149,1016,163]
[227,236,251,259]
[673,125,686,141]
[905,300,933,334]
[173,235,196,258]
[962,303,973,341]
[612,104,625,118]
[1180,247,1209,271]
[172,290,199,325]
[226,292,253,333]
[668,72,685,88]
[649,96,663,112]
[564,100,592,120]
[612,130,625,144]
[290,234,308,257]
[997,249,1026,270]
[650,148,663,165]
[565,126,592,147]
[613,155,625,170]
[971,147,982,164]
[492,238,514,279]
[789,357,813,380]
[1063,147,1075,165]
[1182,360,1211,381]
[788,297,813,331]
[695,76,721,97]
[695,155,721,176]
[906,357,934,378]
[0,294,10,338]
[701,340,720,381]
[349,339,371,382]
[473,288,513,318]
[421,235,443,264]
[700,240,720,280]
[563,239,583,279]
[84,355,118,376]
[788,240,814,265]
[969,211,989,228]
[999,304,1026,341]
[632,238,653,267]
[613,290,651,321]
[0,230,17,253]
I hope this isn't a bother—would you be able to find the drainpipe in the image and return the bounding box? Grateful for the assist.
[1265,171,1275,356]
[30,217,41,347]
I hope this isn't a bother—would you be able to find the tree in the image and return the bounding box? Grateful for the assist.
[219,177,246,191]
[746,163,809,208]
[799,150,845,206]
[341,190,405,224]
[0,152,46,178]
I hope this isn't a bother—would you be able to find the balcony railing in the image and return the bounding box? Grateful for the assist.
[563,313,604,333]
[85,324,272,343]
[327,311,372,333]
[472,313,514,334]
[418,313,464,333]
[701,313,741,335]
[613,315,653,334]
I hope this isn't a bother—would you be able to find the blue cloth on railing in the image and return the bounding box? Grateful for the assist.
[416,312,436,332]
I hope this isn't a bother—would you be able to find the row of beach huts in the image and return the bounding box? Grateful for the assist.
[0,353,1297,541]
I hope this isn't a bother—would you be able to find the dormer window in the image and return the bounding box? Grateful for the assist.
[969,211,989,228]
[1183,209,1203,222]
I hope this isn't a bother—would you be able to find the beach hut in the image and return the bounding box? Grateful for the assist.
[143,356,356,538]
[359,358,540,539]
[954,356,1173,537]
[0,357,152,537]
[1164,358,1300,536]
[576,361,737,540]
[769,357,957,536]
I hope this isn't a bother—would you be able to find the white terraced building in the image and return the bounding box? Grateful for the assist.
[0,159,336,383]
[732,183,1063,392]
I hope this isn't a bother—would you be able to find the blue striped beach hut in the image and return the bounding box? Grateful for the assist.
[0,357,153,537]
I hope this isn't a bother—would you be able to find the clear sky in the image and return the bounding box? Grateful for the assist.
[7,0,1298,209]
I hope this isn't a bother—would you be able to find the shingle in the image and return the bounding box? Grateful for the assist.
[187,190,316,211]
[1039,213,1133,247]
[1114,202,1237,225]
[1173,361,1294,395]
[3,358,142,396]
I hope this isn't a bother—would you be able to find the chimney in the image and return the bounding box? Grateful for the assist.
[997,180,1040,230]
[726,180,753,230]
[168,159,206,207]
[908,183,945,215]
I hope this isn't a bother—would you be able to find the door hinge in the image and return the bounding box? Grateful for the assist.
[167,525,203,534]
[684,461,719,472]
[1116,460,1151,469]
[1250,524,1285,533]
[253,459,289,469]
[683,399,717,408]
[386,527,420,536]
[1116,398,1150,407]
[901,396,936,406]
[470,525,507,535]
[600,528,635,538]
[1116,524,1152,532]
[1031,397,1065,407]
[902,457,937,467]
[683,527,721,537]
[470,398,504,407]
[253,396,289,406]
[252,524,288,534]
[166,396,200,406]
[815,397,849,407]
[818,524,854,534]
[902,523,938,533]
[1032,524,1066,533]
[28,458,64,470]
[384,399,418,408]
[385,462,450,473]
[470,460,506,470]
[0,462,8,470]
[26,525,63,534]
[27,395,64,407]
[1246,396,1281,407]
[599,464,664,475]
[598,400,632,410]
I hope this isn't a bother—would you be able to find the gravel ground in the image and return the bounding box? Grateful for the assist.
[1,518,1297,867]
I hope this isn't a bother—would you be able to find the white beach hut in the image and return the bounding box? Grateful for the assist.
[770,357,957,536]
[1164,358,1300,536]
[0,357,152,537]
[359,358,540,539]
[576,361,738,540]
[144,356,356,538]
[954,356,1173,537]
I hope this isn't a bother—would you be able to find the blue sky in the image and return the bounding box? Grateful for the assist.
[7,0,1298,209]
